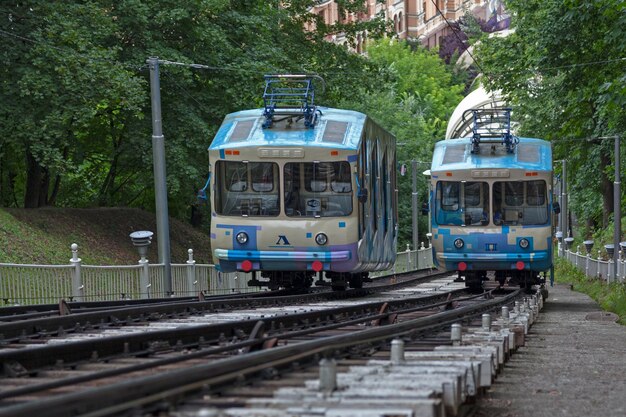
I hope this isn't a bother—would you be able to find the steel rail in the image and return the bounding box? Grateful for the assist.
[0,289,520,417]
[0,290,288,320]
[0,287,483,400]
[0,281,463,373]
[0,269,446,342]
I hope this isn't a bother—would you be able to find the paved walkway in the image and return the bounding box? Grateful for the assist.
[474,283,626,417]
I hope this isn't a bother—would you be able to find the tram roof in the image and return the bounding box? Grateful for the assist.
[208,107,369,151]
[431,137,552,172]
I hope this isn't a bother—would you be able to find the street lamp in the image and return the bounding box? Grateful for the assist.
[129,230,153,260]
[130,230,153,299]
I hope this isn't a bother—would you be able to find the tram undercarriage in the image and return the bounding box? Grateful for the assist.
[248,270,370,291]
[460,269,546,293]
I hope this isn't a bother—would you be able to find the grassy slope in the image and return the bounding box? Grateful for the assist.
[0,207,212,265]
[554,257,626,325]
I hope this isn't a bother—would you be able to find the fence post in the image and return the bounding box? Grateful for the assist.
[187,249,196,296]
[585,248,590,279]
[139,255,150,299]
[70,243,83,301]
[405,244,411,271]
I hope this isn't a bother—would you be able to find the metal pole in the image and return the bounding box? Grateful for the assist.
[412,159,418,257]
[557,170,563,257]
[614,135,621,282]
[562,159,568,239]
[147,57,172,295]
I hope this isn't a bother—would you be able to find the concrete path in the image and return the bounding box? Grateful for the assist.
[474,283,626,417]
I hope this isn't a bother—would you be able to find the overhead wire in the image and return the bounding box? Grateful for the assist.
[2,21,622,81]
[428,0,487,75]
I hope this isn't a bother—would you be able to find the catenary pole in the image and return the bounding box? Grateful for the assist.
[613,135,621,282]
[562,159,568,240]
[147,57,172,295]
[412,159,418,259]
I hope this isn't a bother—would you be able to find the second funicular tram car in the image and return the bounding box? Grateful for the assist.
[429,109,558,291]
[207,75,397,290]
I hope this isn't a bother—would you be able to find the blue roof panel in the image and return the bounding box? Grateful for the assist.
[431,137,552,172]
[208,107,366,151]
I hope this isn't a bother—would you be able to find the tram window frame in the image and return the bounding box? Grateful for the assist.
[215,160,280,217]
[526,180,546,206]
[435,181,489,226]
[440,182,460,211]
[250,163,276,192]
[493,180,548,225]
[284,161,353,218]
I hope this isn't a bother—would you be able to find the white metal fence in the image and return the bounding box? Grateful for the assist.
[558,242,626,283]
[1,243,434,305]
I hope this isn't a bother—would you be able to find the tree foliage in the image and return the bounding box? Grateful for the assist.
[474,0,626,231]
[0,0,388,217]
[342,39,464,245]
[0,1,463,248]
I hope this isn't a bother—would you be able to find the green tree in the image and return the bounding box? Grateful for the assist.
[1,1,146,208]
[0,0,388,219]
[342,39,465,246]
[475,0,626,230]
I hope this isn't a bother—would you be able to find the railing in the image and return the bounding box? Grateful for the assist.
[0,244,434,305]
[558,242,626,283]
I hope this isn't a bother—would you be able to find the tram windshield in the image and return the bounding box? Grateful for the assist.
[284,161,352,217]
[435,181,489,226]
[435,179,549,226]
[215,161,280,216]
[493,180,548,225]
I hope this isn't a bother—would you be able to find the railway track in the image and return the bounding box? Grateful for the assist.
[0,269,442,344]
[0,287,306,322]
[0,272,544,417]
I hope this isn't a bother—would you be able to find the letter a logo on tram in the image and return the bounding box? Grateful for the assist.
[276,235,290,245]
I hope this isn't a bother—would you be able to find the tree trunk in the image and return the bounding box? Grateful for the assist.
[97,113,122,206]
[38,167,50,207]
[48,146,69,206]
[24,151,43,208]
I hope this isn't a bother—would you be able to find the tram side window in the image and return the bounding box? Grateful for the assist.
[436,181,462,225]
[215,161,279,216]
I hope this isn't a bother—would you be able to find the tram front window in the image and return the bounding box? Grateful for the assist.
[215,161,279,216]
[435,181,488,226]
[284,162,352,217]
[493,180,548,225]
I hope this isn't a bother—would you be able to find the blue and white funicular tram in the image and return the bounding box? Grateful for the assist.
[207,75,397,290]
[429,108,559,291]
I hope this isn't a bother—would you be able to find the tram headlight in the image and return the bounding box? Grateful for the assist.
[236,232,249,245]
[519,238,530,249]
[454,238,464,249]
[315,233,328,246]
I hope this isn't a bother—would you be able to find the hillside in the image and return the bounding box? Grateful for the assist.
[0,207,212,265]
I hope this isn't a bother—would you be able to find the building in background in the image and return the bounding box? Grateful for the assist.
[309,0,501,51]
